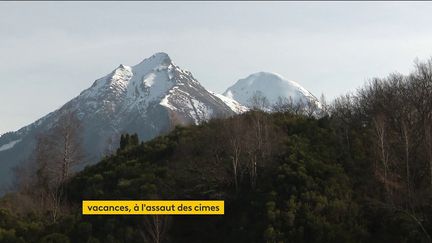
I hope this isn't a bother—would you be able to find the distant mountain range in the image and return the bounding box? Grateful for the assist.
[0,52,319,188]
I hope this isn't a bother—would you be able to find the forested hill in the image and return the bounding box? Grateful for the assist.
[1,111,364,242]
[67,112,364,243]
[2,59,432,242]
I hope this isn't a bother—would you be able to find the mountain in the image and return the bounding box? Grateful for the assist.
[223,72,319,108]
[0,52,245,188]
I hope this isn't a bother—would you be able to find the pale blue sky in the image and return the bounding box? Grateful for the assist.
[1,1,432,133]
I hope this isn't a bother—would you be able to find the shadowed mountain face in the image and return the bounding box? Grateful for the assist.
[0,52,243,188]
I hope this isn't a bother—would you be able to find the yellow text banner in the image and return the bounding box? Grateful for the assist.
[82,200,224,215]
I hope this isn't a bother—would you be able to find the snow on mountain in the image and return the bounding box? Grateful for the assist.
[72,52,239,126]
[211,92,249,114]
[0,139,21,152]
[0,52,239,188]
[223,72,319,108]
[0,56,321,190]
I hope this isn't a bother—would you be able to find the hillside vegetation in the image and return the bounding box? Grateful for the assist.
[2,59,432,242]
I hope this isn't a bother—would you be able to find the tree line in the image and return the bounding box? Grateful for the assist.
[2,58,432,242]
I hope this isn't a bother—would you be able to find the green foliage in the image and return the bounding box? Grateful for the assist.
[262,133,365,242]
[39,233,70,243]
[0,109,427,242]
[119,133,140,151]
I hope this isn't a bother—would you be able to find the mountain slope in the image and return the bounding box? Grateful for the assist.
[0,52,241,188]
[223,72,319,108]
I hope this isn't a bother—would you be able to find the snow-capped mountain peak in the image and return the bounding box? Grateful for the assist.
[0,52,241,188]
[133,52,172,73]
[223,71,319,107]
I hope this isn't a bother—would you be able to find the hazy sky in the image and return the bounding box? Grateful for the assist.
[1,1,432,134]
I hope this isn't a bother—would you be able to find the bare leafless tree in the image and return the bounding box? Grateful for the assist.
[140,215,171,243]
[224,116,245,192]
[331,59,432,241]
[248,91,270,111]
[373,113,392,200]
[34,110,84,223]
[272,96,306,115]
